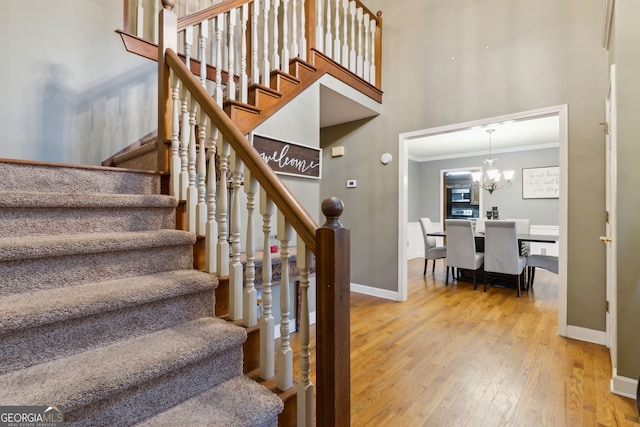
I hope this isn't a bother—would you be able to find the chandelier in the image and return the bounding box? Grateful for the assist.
[471,128,514,194]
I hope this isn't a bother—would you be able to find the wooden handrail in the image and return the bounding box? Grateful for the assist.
[164,48,319,253]
[177,0,253,31]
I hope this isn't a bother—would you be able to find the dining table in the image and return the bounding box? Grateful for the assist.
[426,230,559,244]
[426,230,558,288]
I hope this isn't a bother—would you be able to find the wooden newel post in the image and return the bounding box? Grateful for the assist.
[316,197,350,427]
[158,0,177,173]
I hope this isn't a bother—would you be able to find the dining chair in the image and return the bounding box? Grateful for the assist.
[506,218,531,256]
[444,219,484,289]
[419,218,447,276]
[483,220,527,297]
[525,254,559,289]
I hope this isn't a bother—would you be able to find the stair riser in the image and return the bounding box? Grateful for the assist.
[0,207,176,237]
[0,244,193,297]
[0,290,215,375]
[68,346,243,426]
[0,162,161,195]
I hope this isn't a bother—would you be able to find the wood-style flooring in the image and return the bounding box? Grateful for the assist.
[288,258,639,426]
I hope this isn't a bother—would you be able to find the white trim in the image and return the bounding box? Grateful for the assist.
[409,142,560,163]
[610,371,638,399]
[398,104,569,338]
[398,131,409,302]
[557,104,569,337]
[350,282,400,301]
[565,325,606,345]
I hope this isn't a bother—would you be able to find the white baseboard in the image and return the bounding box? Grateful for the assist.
[611,370,638,399]
[274,311,316,340]
[350,282,400,301]
[565,325,606,345]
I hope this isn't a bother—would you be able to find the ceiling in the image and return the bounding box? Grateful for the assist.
[407,115,560,162]
[319,85,380,128]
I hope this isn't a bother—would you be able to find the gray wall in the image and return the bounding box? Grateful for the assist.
[321,0,609,327]
[1,0,157,165]
[410,148,559,225]
[610,0,640,381]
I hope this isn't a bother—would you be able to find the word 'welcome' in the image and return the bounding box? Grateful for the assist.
[253,135,322,179]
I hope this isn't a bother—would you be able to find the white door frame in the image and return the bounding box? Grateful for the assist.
[398,105,569,336]
[604,64,618,370]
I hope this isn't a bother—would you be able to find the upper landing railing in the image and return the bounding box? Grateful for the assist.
[124,0,382,99]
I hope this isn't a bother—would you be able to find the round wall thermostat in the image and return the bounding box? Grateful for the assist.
[380,153,393,165]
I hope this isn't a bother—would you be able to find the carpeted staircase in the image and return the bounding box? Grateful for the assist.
[0,159,283,426]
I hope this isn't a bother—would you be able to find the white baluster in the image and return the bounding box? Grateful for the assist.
[170,72,181,198]
[215,15,224,105]
[349,1,357,73]
[356,7,363,78]
[281,0,290,71]
[197,22,209,235]
[229,152,243,321]
[315,0,324,53]
[277,213,293,391]
[244,171,259,327]
[239,4,249,103]
[196,110,207,235]
[341,0,349,66]
[296,237,314,427]
[252,0,261,84]
[186,97,198,233]
[324,0,332,58]
[291,0,299,59]
[185,26,194,66]
[217,138,230,277]
[136,0,144,38]
[227,9,237,101]
[262,0,271,86]
[369,18,376,85]
[153,0,160,43]
[199,20,208,87]
[333,0,340,62]
[205,127,219,274]
[272,0,281,71]
[299,0,307,60]
[179,91,190,201]
[260,191,275,380]
[363,14,370,82]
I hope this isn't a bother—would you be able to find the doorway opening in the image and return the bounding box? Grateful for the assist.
[398,105,568,336]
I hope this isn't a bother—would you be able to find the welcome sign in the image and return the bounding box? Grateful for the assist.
[252,134,322,179]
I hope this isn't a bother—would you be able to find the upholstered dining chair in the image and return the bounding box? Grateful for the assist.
[484,220,527,297]
[444,219,484,289]
[505,218,531,256]
[419,217,447,276]
[525,254,559,289]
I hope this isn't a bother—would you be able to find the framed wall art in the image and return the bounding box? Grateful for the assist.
[522,166,559,199]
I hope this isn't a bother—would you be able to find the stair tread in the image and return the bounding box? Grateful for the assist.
[0,269,217,333]
[0,229,195,262]
[0,191,176,209]
[0,318,246,409]
[134,375,283,426]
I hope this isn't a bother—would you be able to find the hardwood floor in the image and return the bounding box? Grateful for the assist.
[288,258,639,426]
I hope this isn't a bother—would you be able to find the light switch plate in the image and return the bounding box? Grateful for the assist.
[347,179,357,188]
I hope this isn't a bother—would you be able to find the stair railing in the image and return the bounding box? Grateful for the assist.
[159,2,351,425]
[125,0,382,98]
